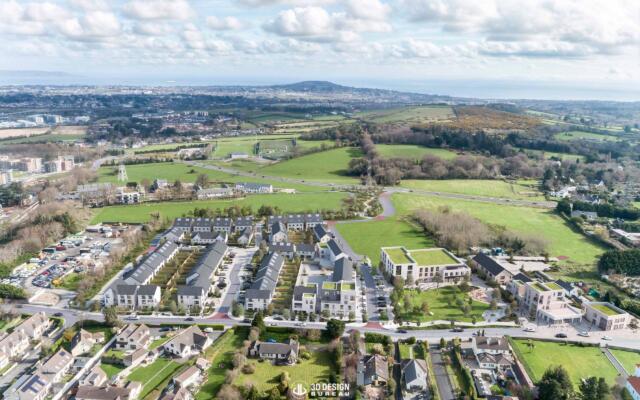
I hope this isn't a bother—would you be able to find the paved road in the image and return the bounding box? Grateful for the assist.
[429,345,455,400]
[218,247,256,314]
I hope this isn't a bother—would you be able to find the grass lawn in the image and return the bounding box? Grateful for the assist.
[399,179,544,201]
[127,358,182,398]
[235,350,333,393]
[260,147,362,184]
[399,343,415,360]
[335,217,434,266]
[610,349,640,374]
[392,193,606,267]
[196,329,246,400]
[356,105,454,123]
[149,336,171,350]
[555,130,622,142]
[510,339,621,388]
[57,272,81,291]
[100,363,126,378]
[91,192,348,223]
[397,286,490,323]
[97,162,209,184]
[375,144,458,160]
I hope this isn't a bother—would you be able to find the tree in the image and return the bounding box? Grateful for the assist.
[538,366,573,400]
[252,310,265,332]
[217,384,242,400]
[326,319,345,339]
[102,306,121,327]
[579,376,609,400]
[231,301,244,317]
[195,173,209,188]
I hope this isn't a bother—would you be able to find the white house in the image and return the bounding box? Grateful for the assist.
[402,359,428,392]
[627,365,640,400]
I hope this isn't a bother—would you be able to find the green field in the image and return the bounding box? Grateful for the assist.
[554,130,622,142]
[392,193,605,267]
[399,179,544,200]
[91,192,348,223]
[510,339,621,388]
[398,286,490,322]
[356,106,454,123]
[260,147,361,184]
[235,350,332,393]
[335,218,433,266]
[520,148,586,162]
[375,144,458,160]
[0,133,85,144]
[127,358,182,398]
[610,349,640,374]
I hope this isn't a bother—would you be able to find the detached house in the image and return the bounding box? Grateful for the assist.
[162,326,211,358]
[115,324,150,351]
[471,253,513,285]
[357,354,389,387]
[401,359,429,392]
[249,339,299,365]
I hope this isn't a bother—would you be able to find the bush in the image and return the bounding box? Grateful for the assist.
[242,363,256,374]
[0,284,27,299]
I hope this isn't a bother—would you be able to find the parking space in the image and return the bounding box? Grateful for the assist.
[217,247,257,315]
[360,264,394,322]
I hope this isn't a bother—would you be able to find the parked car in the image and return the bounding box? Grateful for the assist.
[578,331,590,337]
[451,327,464,333]
[602,335,612,341]
[524,326,536,332]
[185,317,195,321]
[397,329,408,334]
[555,333,568,338]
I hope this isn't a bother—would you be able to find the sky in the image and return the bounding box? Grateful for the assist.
[0,0,639,100]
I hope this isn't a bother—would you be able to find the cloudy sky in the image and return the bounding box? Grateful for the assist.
[1,0,639,99]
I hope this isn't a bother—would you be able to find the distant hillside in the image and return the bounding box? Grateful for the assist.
[270,81,351,92]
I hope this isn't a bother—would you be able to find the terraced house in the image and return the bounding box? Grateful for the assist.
[177,241,228,310]
[245,252,285,310]
[381,246,470,285]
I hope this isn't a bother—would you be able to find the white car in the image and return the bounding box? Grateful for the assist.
[127,315,140,320]
[602,335,612,341]
[578,331,590,337]
[524,326,536,332]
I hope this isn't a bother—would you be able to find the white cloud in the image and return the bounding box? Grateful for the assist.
[238,0,336,6]
[57,11,121,40]
[206,16,245,30]
[23,1,70,22]
[345,0,390,21]
[122,0,193,20]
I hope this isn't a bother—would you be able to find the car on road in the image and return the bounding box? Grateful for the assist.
[523,326,536,332]
[185,317,194,321]
[159,327,171,332]
[53,312,63,317]
[127,315,140,320]
[555,333,568,338]
[397,329,408,334]
[578,331,590,337]
[272,316,284,321]
[451,327,464,332]
[602,335,612,341]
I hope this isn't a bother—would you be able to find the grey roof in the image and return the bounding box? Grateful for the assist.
[296,243,315,253]
[239,227,253,240]
[268,242,295,253]
[271,221,286,235]
[116,284,138,296]
[177,285,205,297]
[332,257,353,282]
[191,231,220,241]
[475,336,510,352]
[512,272,532,283]
[247,252,284,299]
[161,227,183,242]
[137,285,160,296]
[402,359,427,383]
[163,326,209,352]
[76,386,131,400]
[245,289,272,300]
[173,218,193,228]
[304,213,323,224]
[236,182,272,190]
[254,339,299,356]
[213,217,233,227]
[124,240,178,285]
[361,354,389,384]
[182,242,228,296]
[473,253,507,276]
[313,224,328,240]
[327,239,343,256]
[293,285,317,301]
[235,216,253,227]
[193,218,212,228]
[555,279,575,292]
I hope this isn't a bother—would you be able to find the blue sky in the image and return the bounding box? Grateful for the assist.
[0,0,638,99]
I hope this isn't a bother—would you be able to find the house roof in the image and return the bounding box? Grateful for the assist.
[332,257,353,282]
[402,359,428,383]
[213,217,233,227]
[193,218,212,228]
[173,365,200,385]
[12,373,50,400]
[116,284,138,296]
[293,285,317,301]
[39,349,73,374]
[253,339,299,356]
[137,285,160,296]
[163,326,209,353]
[362,354,389,383]
[183,241,227,293]
[628,376,640,395]
[512,272,532,283]
[173,218,193,228]
[271,221,286,235]
[473,253,508,276]
[554,279,575,292]
[477,352,512,365]
[192,231,220,240]
[313,224,328,240]
[76,385,132,400]
[327,239,343,256]
[474,336,510,352]
[268,242,295,253]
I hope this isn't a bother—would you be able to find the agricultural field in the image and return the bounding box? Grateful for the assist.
[391,193,606,267]
[260,147,362,184]
[519,148,586,162]
[510,339,626,388]
[234,350,333,393]
[610,349,640,374]
[356,105,454,124]
[554,130,622,142]
[399,179,545,200]
[91,192,349,223]
[375,144,458,160]
[0,127,50,139]
[396,286,490,323]
[335,217,433,266]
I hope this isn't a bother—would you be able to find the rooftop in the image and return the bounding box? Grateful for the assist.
[410,248,459,266]
[384,247,413,264]
[590,303,624,316]
[544,282,563,291]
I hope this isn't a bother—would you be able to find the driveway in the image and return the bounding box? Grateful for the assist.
[429,345,455,400]
[217,247,256,315]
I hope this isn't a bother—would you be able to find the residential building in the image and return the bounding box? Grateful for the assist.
[70,329,105,356]
[116,188,144,204]
[357,354,389,387]
[213,217,233,233]
[245,252,284,310]
[319,257,357,319]
[136,285,162,309]
[471,252,513,285]
[177,241,227,310]
[173,218,194,232]
[4,373,51,400]
[76,382,141,400]
[471,336,513,371]
[195,187,233,200]
[626,365,640,400]
[192,218,212,233]
[0,312,50,359]
[162,326,212,358]
[611,229,640,247]
[296,243,316,259]
[235,182,273,194]
[173,365,201,388]
[519,280,583,324]
[381,247,470,285]
[268,242,296,259]
[313,224,331,243]
[234,216,253,232]
[115,324,150,351]
[292,284,318,314]
[248,339,299,365]
[0,170,14,185]
[554,279,581,297]
[80,365,108,387]
[583,302,630,331]
[401,359,428,392]
[191,231,227,245]
[571,210,598,220]
[267,214,323,230]
[322,239,346,264]
[237,227,254,247]
[269,221,288,243]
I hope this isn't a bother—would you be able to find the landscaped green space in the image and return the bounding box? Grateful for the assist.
[610,349,640,374]
[149,336,171,350]
[398,343,415,359]
[510,339,621,388]
[57,272,81,291]
[196,329,246,400]
[259,147,361,184]
[100,363,125,378]
[127,358,182,398]
[91,192,348,223]
[235,350,333,393]
[396,286,490,323]
[356,106,454,124]
[554,130,622,142]
[392,193,606,267]
[410,249,458,265]
[335,217,434,266]
[399,179,544,200]
[375,144,458,160]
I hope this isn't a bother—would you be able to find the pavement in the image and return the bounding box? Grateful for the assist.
[429,345,455,400]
